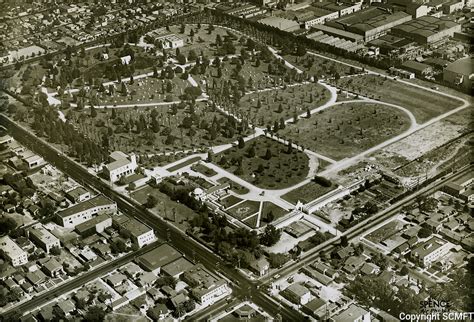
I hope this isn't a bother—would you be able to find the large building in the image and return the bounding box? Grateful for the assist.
[0,236,28,267]
[56,194,117,228]
[326,7,412,42]
[391,16,461,44]
[103,151,138,183]
[113,215,156,249]
[29,226,61,254]
[443,57,473,91]
[182,264,228,306]
[136,244,182,272]
[258,16,301,32]
[410,236,452,267]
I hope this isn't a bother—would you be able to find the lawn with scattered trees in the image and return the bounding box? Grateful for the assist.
[280,102,412,160]
[216,136,309,189]
[331,74,462,123]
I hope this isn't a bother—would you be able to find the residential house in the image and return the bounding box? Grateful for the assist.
[42,258,64,277]
[26,270,46,285]
[249,257,270,277]
[170,293,188,310]
[55,299,75,317]
[105,272,127,288]
[360,262,380,275]
[65,186,91,204]
[148,303,170,321]
[331,304,370,322]
[343,256,365,274]
[121,262,143,279]
[137,271,158,288]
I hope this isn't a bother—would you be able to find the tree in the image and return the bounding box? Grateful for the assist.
[400,265,409,276]
[247,145,256,157]
[90,105,97,118]
[268,253,290,268]
[145,195,158,208]
[0,217,17,235]
[418,226,432,239]
[155,276,177,288]
[111,239,127,254]
[264,148,272,160]
[238,137,245,149]
[340,235,349,247]
[260,225,281,247]
[84,306,106,322]
[184,86,202,99]
[50,246,61,256]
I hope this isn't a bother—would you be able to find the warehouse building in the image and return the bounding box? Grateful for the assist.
[391,16,461,45]
[443,57,473,91]
[326,7,412,42]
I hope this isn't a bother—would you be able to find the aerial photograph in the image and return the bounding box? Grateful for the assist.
[0,0,472,321]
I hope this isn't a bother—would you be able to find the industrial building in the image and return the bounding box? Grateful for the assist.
[391,16,461,45]
[326,7,412,42]
[443,57,473,91]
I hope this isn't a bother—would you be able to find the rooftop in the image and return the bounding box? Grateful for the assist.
[161,257,195,277]
[137,244,182,271]
[412,236,449,258]
[57,194,115,218]
[29,226,59,245]
[66,186,89,199]
[445,57,473,76]
[0,236,26,258]
[75,213,112,233]
[332,304,369,322]
[285,283,310,297]
[116,215,153,237]
[328,7,411,33]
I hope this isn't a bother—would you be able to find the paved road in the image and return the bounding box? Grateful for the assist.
[0,114,303,322]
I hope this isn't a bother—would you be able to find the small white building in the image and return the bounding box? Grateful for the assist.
[0,236,28,267]
[103,151,138,183]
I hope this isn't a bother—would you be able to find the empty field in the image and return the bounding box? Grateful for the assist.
[333,74,463,123]
[280,102,412,160]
